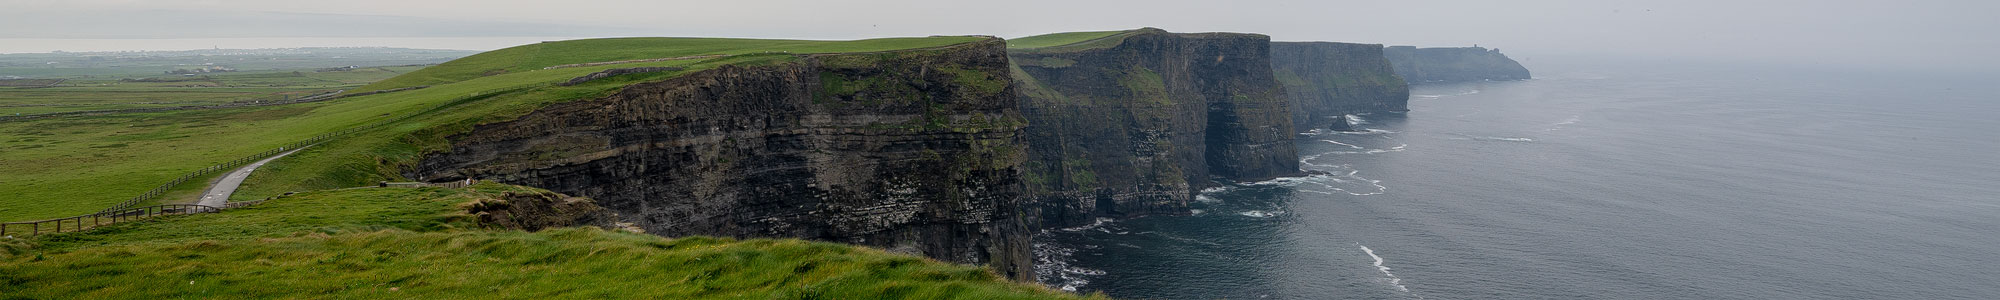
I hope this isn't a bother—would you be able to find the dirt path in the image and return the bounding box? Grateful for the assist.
[195,147,309,207]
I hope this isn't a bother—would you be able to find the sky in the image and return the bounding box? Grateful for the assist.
[3,0,1996,71]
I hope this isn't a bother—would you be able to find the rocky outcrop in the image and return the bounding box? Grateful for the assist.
[464,187,619,232]
[412,39,1035,280]
[1270,42,1410,129]
[1383,46,1530,83]
[1009,28,1299,229]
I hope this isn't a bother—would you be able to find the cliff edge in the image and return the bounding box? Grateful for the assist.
[411,38,1036,280]
[1383,46,1530,83]
[1271,42,1411,129]
[1008,28,1300,229]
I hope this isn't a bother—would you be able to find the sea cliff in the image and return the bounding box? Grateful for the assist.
[1008,28,1300,229]
[411,38,1036,280]
[1270,42,1410,129]
[1383,46,1530,83]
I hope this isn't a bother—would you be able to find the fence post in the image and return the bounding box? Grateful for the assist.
[32,222,38,236]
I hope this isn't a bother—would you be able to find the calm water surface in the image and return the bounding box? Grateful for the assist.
[1035,58,2000,299]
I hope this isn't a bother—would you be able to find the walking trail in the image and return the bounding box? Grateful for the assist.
[195,147,308,207]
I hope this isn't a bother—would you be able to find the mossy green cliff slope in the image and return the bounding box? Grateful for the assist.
[1271,42,1411,129]
[1008,28,1300,228]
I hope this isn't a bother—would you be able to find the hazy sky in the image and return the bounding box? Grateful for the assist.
[4,0,1996,71]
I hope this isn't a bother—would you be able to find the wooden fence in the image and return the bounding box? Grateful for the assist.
[2,204,219,237]
[4,86,520,238]
[90,87,516,214]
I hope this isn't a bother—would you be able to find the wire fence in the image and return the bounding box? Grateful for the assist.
[3,82,522,238]
[91,87,513,214]
[1,204,219,237]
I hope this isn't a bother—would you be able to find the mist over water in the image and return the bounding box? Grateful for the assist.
[1035,57,2000,299]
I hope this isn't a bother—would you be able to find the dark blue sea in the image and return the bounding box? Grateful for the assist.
[1034,57,2000,299]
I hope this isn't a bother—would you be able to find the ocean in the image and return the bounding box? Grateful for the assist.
[1034,57,2000,299]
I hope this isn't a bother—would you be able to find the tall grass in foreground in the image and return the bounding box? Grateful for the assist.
[0,228,1085,299]
[0,185,1093,299]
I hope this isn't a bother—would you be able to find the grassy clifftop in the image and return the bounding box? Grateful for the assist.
[1005,30,1131,49]
[1004,28,1186,54]
[363,36,988,92]
[0,36,991,222]
[0,184,1086,299]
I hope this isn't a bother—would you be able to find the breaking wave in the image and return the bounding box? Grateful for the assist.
[1239,210,1284,218]
[1033,240,1105,292]
[1361,244,1420,296]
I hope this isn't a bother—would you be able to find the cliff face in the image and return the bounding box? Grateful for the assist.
[1009,29,1299,228]
[1270,42,1410,129]
[1383,46,1530,83]
[412,39,1035,280]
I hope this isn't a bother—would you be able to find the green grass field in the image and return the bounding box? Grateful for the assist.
[0,184,1086,299]
[0,66,420,115]
[362,36,986,92]
[0,35,1081,299]
[1,36,990,223]
[1005,30,1131,49]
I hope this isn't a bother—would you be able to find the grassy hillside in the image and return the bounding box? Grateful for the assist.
[1005,31,1129,49]
[1,66,418,115]
[0,184,1087,299]
[361,36,986,92]
[0,36,990,222]
[1004,29,1151,53]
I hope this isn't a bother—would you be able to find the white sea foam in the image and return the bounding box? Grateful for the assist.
[1199,186,1231,194]
[1238,210,1283,218]
[1032,240,1104,292]
[1323,139,1366,149]
[1195,194,1222,203]
[1361,244,1416,294]
[1298,164,1389,196]
[1058,217,1118,232]
[1555,115,1580,126]
[1414,89,1481,98]
[1546,115,1582,131]
[1295,189,1338,195]
[1450,133,1537,143]
[1345,114,1370,125]
[1336,128,1400,135]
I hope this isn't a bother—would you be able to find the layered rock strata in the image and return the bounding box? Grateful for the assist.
[1270,42,1411,129]
[414,39,1035,280]
[1009,28,1300,229]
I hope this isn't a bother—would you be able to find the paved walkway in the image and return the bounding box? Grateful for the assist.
[195,147,309,207]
